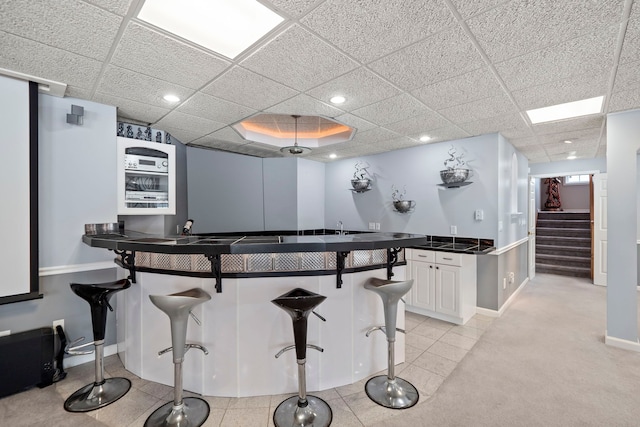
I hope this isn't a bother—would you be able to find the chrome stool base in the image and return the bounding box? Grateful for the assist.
[364,375,419,409]
[64,377,131,412]
[144,397,210,427]
[273,395,332,427]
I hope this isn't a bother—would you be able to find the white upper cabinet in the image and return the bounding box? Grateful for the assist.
[117,137,176,215]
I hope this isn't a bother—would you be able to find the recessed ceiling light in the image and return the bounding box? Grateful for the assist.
[329,153,337,159]
[419,135,431,142]
[330,95,346,104]
[567,155,577,160]
[138,0,284,59]
[526,96,604,124]
[163,94,180,103]
[563,140,573,144]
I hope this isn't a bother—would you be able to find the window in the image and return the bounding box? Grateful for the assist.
[564,174,590,185]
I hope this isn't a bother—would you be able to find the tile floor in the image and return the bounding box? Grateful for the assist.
[0,311,494,426]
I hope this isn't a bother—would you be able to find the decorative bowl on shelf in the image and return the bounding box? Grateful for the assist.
[393,200,415,213]
[439,168,470,185]
[351,178,371,192]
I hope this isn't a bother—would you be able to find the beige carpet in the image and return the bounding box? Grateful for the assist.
[374,273,640,427]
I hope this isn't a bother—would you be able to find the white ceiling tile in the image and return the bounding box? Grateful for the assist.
[418,125,470,144]
[351,127,401,145]
[0,32,103,90]
[265,93,344,117]
[532,116,604,137]
[411,67,503,111]
[334,113,377,133]
[82,0,132,15]
[96,65,195,108]
[467,0,625,62]
[301,0,455,63]
[205,127,249,144]
[241,25,358,92]
[612,60,640,93]
[202,66,298,110]
[266,0,321,18]
[93,92,170,124]
[459,113,530,137]
[176,92,256,124]
[384,112,452,136]
[438,93,518,124]
[448,0,510,19]
[596,145,607,158]
[67,87,94,100]
[351,94,433,126]
[511,71,609,111]
[619,8,640,65]
[495,27,619,91]
[306,67,401,111]
[111,23,230,90]
[608,87,640,113]
[369,26,484,91]
[155,111,227,142]
[0,0,122,60]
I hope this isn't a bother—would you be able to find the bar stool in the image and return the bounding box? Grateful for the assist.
[272,288,332,427]
[364,277,419,409]
[145,288,211,427]
[64,278,131,412]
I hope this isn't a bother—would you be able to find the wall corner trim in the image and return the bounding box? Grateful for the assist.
[490,237,529,255]
[604,334,640,352]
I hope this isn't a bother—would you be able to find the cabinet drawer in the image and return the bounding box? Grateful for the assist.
[409,249,435,262]
[435,252,462,266]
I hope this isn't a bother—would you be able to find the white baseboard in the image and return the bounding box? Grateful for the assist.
[63,343,118,368]
[476,277,530,318]
[605,334,640,352]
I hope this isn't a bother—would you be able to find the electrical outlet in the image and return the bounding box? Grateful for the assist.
[450,225,457,235]
[508,272,515,284]
[53,319,64,331]
[0,330,10,337]
[369,222,376,230]
[376,223,381,230]
[503,278,506,290]
[474,209,484,221]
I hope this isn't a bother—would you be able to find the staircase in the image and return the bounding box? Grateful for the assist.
[535,211,591,278]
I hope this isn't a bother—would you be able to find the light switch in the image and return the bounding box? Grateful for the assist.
[474,209,484,221]
[450,225,457,235]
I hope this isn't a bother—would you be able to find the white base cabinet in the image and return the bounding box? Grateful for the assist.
[405,249,477,325]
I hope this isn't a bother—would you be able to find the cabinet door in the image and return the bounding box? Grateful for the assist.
[411,260,435,311]
[435,264,459,316]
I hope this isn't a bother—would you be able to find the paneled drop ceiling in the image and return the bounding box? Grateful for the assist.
[1,0,638,163]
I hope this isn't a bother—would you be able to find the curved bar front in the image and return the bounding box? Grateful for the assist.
[84,231,427,398]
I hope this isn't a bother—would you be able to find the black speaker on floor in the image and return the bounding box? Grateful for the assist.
[0,327,55,398]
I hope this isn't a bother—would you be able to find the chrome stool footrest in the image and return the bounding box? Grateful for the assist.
[158,343,210,357]
[275,343,324,359]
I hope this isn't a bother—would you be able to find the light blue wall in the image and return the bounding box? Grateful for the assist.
[606,109,640,343]
[324,134,504,243]
[497,134,529,248]
[0,93,120,347]
[39,95,118,267]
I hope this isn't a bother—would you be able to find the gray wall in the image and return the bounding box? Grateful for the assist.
[187,148,265,233]
[263,158,298,230]
[297,158,325,230]
[606,109,640,343]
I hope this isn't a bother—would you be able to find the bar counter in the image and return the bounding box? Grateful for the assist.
[83,229,427,398]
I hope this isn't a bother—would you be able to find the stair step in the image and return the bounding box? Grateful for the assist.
[537,227,590,238]
[536,263,591,278]
[536,219,590,229]
[537,212,590,221]
[536,253,590,268]
[535,244,590,256]
[535,236,591,247]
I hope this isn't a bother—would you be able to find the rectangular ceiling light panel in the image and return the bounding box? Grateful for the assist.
[138,0,284,59]
[526,96,604,124]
